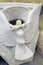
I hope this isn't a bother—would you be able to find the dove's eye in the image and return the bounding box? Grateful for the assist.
[9,19,25,25]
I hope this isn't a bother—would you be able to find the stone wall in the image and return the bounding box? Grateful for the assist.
[0,0,43,3]
[38,7,43,56]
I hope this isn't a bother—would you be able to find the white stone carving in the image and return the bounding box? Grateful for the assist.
[0,3,42,65]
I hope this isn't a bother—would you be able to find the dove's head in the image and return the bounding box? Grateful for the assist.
[10,19,22,30]
[16,19,22,26]
[9,19,25,30]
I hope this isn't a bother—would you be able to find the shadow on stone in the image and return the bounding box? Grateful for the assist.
[0,56,8,65]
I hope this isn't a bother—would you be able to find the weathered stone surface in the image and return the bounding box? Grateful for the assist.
[38,31,43,55]
[0,3,42,65]
[38,13,43,56]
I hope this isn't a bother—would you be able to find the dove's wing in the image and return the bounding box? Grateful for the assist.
[0,11,10,30]
[0,11,11,45]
